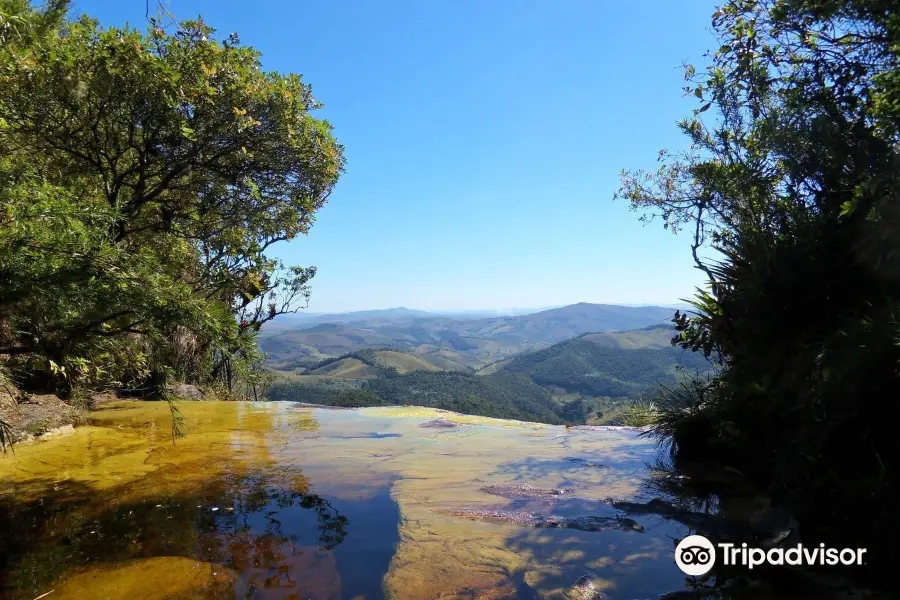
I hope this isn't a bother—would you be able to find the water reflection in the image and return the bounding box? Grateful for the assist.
[0,402,400,600]
[1,402,837,600]
[1,465,375,598]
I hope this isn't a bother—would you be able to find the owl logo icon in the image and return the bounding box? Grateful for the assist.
[675,535,716,576]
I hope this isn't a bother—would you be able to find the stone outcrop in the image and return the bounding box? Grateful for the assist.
[437,507,645,533]
[564,457,609,469]
[419,418,460,428]
[168,382,205,401]
[605,497,796,547]
[0,390,81,445]
[480,484,572,499]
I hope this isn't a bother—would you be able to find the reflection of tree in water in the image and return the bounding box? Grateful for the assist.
[0,467,350,600]
[188,468,350,596]
[223,467,348,548]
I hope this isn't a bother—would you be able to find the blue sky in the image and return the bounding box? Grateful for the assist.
[74,0,718,312]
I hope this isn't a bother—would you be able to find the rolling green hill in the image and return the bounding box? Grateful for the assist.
[305,357,381,379]
[371,350,443,373]
[258,303,678,371]
[265,325,712,424]
[416,350,477,372]
[501,326,710,397]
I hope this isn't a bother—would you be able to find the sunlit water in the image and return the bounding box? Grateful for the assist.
[0,401,696,599]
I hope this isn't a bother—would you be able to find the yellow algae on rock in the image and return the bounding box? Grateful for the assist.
[51,557,237,600]
[0,401,692,600]
[0,401,316,505]
[360,405,549,428]
[373,414,662,599]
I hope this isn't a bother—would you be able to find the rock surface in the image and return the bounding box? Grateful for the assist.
[606,497,796,546]
[480,484,572,498]
[437,507,645,532]
[566,424,647,432]
[419,417,460,428]
[565,457,609,469]
[168,382,205,401]
[0,391,81,445]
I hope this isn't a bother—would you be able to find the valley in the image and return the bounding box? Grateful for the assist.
[261,303,712,425]
[260,302,680,372]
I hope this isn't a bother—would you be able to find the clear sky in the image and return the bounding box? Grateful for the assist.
[73,0,717,312]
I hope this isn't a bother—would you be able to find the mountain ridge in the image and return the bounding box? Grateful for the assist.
[260,302,679,371]
[265,324,711,425]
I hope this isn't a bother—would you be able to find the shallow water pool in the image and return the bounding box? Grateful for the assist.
[0,401,695,599]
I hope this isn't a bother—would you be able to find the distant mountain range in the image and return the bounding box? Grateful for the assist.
[268,303,684,328]
[259,302,681,370]
[266,307,433,328]
[265,324,712,425]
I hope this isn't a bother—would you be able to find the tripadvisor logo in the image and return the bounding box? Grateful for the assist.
[675,535,867,576]
[675,535,717,576]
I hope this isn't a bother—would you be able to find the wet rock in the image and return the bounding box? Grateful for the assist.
[437,508,645,533]
[657,590,715,600]
[566,424,647,432]
[746,501,799,548]
[606,497,784,543]
[565,457,609,469]
[760,526,796,548]
[565,515,644,532]
[37,424,75,438]
[419,418,460,428]
[606,497,681,515]
[480,484,572,499]
[568,575,606,600]
[438,508,544,527]
[0,392,81,445]
[168,382,204,401]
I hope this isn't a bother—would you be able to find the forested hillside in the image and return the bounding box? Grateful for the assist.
[502,328,710,398]
[266,326,709,424]
[259,302,678,373]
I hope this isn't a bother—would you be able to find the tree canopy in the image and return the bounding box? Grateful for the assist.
[0,0,343,396]
[619,0,899,585]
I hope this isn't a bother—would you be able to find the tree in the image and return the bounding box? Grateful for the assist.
[0,0,343,394]
[618,0,899,586]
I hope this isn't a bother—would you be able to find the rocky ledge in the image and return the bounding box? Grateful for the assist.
[436,507,645,533]
[0,391,82,446]
[480,484,573,499]
[419,417,463,428]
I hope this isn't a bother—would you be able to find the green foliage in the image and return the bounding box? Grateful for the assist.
[265,330,710,425]
[266,381,388,408]
[0,1,343,397]
[503,334,711,398]
[22,418,52,437]
[304,348,388,373]
[618,0,900,586]
[268,370,565,424]
[618,404,658,428]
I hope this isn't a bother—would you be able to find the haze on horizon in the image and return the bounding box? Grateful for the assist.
[285,301,690,318]
[75,0,718,313]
